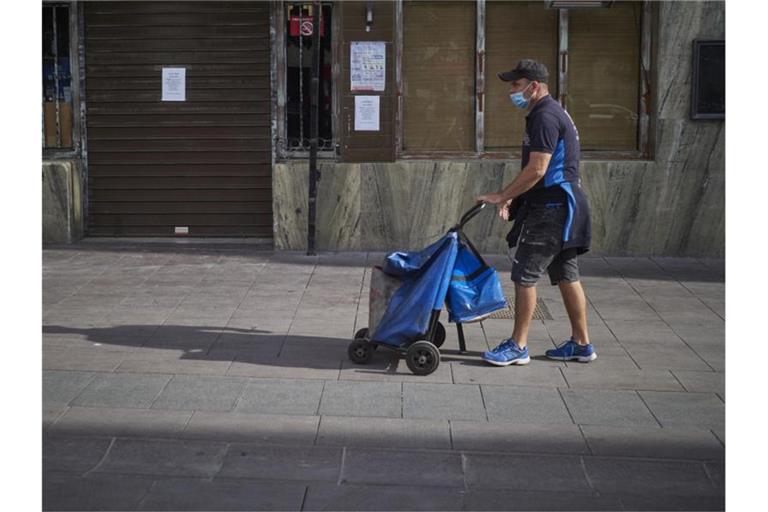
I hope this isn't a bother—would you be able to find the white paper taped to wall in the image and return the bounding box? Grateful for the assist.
[354,96,380,131]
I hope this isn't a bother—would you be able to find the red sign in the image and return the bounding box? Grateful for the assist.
[289,15,325,37]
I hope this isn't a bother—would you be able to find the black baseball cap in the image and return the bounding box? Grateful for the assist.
[498,59,549,83]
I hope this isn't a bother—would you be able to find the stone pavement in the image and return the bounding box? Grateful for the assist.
[42,241,725,511]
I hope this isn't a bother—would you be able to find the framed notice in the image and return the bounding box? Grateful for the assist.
[691,40,724,120]
[350,41,386,92]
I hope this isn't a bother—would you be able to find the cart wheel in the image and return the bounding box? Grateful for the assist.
[348,339,374,364]
[353,327,377,350]
[432,322,446,348]
[405,340,440,376]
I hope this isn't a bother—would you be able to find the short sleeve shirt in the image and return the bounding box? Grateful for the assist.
[515,95,592,253]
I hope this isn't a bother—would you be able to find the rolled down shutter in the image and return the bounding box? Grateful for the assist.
[84,1,272,236]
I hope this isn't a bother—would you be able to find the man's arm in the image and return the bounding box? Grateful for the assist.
[477,151,552,205]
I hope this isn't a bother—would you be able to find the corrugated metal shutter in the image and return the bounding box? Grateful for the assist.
[84,1,272,237]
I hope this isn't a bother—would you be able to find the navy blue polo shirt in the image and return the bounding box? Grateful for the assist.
[516,95,592,254]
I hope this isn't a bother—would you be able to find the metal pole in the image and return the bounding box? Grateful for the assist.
[307,2,321,255]
[52,6,62,148]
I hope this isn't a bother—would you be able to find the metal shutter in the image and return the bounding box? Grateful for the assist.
[84,1,272,236]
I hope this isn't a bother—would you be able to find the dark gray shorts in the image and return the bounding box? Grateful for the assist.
[510,204,580,287]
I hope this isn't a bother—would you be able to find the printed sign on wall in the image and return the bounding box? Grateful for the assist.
[162,68,186,102]
[350,42,385,92]
[354,96,380,131]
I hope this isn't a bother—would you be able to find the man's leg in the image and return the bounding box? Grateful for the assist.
[512,283,537,348]
[558,280,590,345]
[545,250,597,362]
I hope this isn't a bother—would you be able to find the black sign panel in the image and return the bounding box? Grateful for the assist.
[691,40,725,120]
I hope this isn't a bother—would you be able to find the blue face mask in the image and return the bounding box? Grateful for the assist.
[509,83,534,109]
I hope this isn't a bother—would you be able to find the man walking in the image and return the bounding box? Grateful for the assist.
[476,59,595,366]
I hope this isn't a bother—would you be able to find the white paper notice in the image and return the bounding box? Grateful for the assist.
[350,41,386,92]
[354,96,380,131]
[162,68,186,101]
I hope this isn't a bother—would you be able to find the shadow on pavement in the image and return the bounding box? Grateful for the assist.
[42,324,490,372]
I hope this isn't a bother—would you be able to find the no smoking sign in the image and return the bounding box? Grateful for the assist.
[289,15,325,37]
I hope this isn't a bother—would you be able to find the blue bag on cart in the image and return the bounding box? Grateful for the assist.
[446,242,507,323]
[371,233,459,346]
[371,231,508,346]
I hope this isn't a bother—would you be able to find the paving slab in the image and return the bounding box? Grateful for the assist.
[227,354,342,381]
[182,411,320,443]
[43,405,69,430]
[206,332,285,358]
[450,421,588,455]
[43,331,143,352]
[318,381,403,418]
[339,356,454,383]
[589,298,661,321]
[561,366,684,391]
[43,436,113,474]
[43,471,156,511]
[580,425,724,460]
[150,374,248,412]
[481,385,574,425]
[341,448,464,488]
[43,347,127,372]
[559,389,659,427]
[672,370,725,396]
[49,406,192,438]
[116,352,235,375]
[71,372,173,409]
[463,452,588,491]
[43,370,96,407]
[402,382,486,421]
[564,353,640,371]
[303,483,463,511]
[686,344,725,372]
[704,461,725,492]
[138,477,307,511]
[623,341,714,371]
[618,493,724,511]
[603,319,680,344]
[317,416,450,450]
[451,361,568,388]
[666,318,724,343]
[582,457,719,496]
[218,444,342,482]
[234,378,324,415]
[461,489,622,511]
[94,438,228,477]
[638,391,725,429]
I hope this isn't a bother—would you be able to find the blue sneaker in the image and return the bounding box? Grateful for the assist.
[482,338,530,366]
[545,338,597,362]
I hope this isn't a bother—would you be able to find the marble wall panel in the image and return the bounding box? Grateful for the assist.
[273,162,362,251]
[657,1,726,121]
[43,161,84,244]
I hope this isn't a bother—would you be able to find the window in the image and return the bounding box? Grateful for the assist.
[398,0,649,157]
[43,2,74,150]
[485,1,558,151]
[568,1,641,150]
[402,1,475,152]
[284,2,334,153]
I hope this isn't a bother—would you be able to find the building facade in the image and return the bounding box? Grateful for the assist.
[42,0,725,257]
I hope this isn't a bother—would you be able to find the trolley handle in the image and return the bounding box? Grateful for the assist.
[452,202,486,231]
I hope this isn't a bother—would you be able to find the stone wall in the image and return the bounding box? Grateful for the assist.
[43,160,84,244]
